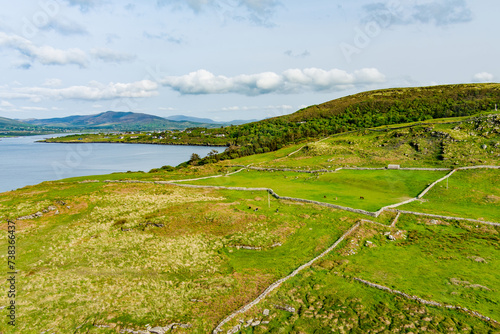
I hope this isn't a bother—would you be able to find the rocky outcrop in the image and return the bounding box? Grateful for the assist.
[120,323,191,334]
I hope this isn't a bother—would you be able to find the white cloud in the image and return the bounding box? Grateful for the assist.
[0,32,88,67]
[91,48,137,63]
[161,68,386,95]
[0,80,158,102]
[0,100,14,108]
[472,72,494,83]
[21,106,49,111]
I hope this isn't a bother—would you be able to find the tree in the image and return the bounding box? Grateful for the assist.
[189,153,201,165]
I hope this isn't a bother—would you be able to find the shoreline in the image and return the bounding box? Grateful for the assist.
[38,140,229,147]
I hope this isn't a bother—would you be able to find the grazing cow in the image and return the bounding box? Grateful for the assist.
[324,195,327,198]
[276,209,279,213]
[360,196,364,200]
[254,208,259,211]
[248,206,252,209]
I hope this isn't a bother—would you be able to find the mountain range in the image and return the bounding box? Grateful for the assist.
[0,111,259,135]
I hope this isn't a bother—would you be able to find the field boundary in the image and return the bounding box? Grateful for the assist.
[353,277,499,325]
[100,164,500,223]
[388,209,500,227]
[213,222,361,333]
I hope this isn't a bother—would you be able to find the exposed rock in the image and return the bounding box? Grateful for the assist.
[468,284,491,291]
[251,320,261,326]
[263,309,270,316]
[227,324,241,334]
[387,235,396,241]
[148,327,165,334]
[244,319,253,328]
[365,240,376,248]
[47,205,57,211]
[467,256,487,263]
[54,210,59,215]
[274,304,296,313]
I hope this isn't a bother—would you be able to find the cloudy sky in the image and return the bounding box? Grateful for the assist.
[0,0,497,121]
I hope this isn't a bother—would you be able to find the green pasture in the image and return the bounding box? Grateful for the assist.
[340,216,500,321]
[401,169,500,222]
[183,169,448,212]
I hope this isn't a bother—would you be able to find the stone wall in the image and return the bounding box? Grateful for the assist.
[353,277,498,325]
[213,222,361,333]
[388,209,500,227]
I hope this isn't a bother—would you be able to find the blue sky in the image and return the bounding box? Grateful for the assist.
[0,0,497,121]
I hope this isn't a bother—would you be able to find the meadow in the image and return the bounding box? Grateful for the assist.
[184,169,448,212]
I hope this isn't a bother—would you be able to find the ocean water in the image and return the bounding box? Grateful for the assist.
[0,134,222,193]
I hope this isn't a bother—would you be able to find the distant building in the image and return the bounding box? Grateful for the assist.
[387,164,400,169]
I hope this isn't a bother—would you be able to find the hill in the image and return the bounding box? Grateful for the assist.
[24,111,218,131]
[167,115,259,125]
[2,110,499,333]
[51,83,500,162]
[279,83,500,123]
[0,116,58,136]
[0,116,31,128]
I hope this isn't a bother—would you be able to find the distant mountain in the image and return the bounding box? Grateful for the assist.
[23,111,218,131]
[166,115,217,124]
[166,114,259,125]
[0,116,32,128]
[224,119,260,125]
[0,116,53,136]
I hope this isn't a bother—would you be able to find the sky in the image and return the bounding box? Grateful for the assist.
[0,0,498,122]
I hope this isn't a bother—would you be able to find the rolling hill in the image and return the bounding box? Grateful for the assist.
[166,114,259,125]
[23,111,219,130]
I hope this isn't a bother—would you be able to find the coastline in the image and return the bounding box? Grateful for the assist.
[38,140,229,147]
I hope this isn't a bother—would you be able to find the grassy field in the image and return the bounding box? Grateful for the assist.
[0,179,357,333]
[215,214,500,333]
[184,169,448,212]
[400,169,500,222]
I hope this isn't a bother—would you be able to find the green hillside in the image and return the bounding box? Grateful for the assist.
[47,84,500,163]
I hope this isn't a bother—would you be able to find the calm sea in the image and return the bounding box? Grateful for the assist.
[0,134,222,193]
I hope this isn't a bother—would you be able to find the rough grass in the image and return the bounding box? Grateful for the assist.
[0,180,353,333]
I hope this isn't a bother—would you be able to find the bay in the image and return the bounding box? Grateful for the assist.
[0,134,222,193]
